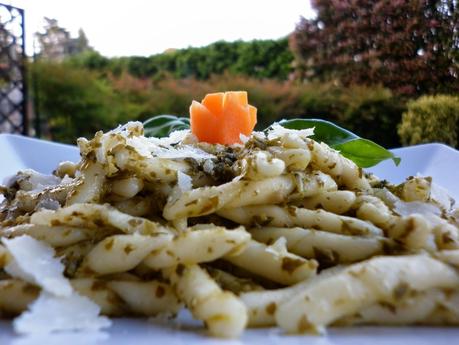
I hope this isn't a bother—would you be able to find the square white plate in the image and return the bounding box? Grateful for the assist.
[1,133,459,344]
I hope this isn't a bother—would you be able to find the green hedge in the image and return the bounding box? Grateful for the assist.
[398,95,459,148]
[33,63,122,143]
[67,39,293,81]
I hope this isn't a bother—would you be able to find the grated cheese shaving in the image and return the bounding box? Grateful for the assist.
[394,200,442,218]
[8,170,61,194]
[203,159,215,175]
[177,171,193,193]
[239,133,250,144]
[14,291,112,334]
[2,236,72,297]
[126,132,215,161]
[2,235,111,334]
[430,182,454,211]
[267,123,314,140]
[154,146,215,161]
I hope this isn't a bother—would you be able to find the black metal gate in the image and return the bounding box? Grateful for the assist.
[0,3,27,135]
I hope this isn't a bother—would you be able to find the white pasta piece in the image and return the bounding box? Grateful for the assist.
[389,213,459,251]
[54,161,78,178]
[431,217,459,250]
[356,196,438,251]
[337,289,437,325]
[2,236,72,297]
[169,218,187,233]
[163,178,244,220]
[108,280,181,316]
[114,147,189,183]
[389,187,459,249]
[112,196,153,217]
[143,226,250,269]
[79,233,172,275]
[30,203,168,235]
[224,176,296,209]
[385,214,435,251]
[240,266,344,327]
[56,241,95,277]
[271,148,311,171]
[66,161,106,205]
[71,278,126,316]
[435,288,459,320]
[289,171,338,201]
[223,173,336,211]
[0,243,10,268]
[434,249,459,267]
[251,227,385,263]
[219,205,383,236]
[168,264,247,338]
[276,255,459,333]
[400,176,431,202]
[206,267,264,294]
[355,195,394,228]
[2,224,91,247]
[0,279,40,316]
[307,139,371,191]
[337,288,459,326]
[111,176,144,199]
[243,151,286,180]
[224,239,317,285]
[77,128,125,166]
[303,191,356,214]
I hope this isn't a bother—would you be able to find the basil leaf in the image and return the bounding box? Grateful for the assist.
[143,115,190,138]
[334,139,401,168]
[277,118,400,168]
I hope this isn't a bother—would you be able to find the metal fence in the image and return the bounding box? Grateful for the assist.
[0,3,27,135]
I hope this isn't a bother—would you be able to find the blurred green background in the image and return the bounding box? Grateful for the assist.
[27,1,459,147]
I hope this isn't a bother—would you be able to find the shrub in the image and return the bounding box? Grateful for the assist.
[33,62,119,143]
[398,95,459,148]
[339,86,405,148]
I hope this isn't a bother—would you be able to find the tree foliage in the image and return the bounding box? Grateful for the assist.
[36,18,93,61]
[291,0,459,95]
[68,39,294,80]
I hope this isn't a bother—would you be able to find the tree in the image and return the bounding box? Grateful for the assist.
[232,38,293,79]
[120,39,293,80]
[36,18,92,61]
[290,0,459,95]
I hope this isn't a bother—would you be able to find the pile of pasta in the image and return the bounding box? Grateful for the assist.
[1,121,459,337]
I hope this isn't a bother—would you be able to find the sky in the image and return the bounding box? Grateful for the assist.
[5,0,314,57]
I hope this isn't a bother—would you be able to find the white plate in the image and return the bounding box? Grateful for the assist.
[1,133,459,344]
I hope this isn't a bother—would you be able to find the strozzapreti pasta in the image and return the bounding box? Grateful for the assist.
[1,120,459,337]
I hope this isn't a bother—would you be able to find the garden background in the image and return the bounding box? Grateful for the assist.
[29,1,459,147]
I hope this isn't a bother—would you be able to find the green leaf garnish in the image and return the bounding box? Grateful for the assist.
[278,118,400,168]
[143,115,190,138]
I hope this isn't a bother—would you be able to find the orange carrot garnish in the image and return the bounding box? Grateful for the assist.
[190,91,257,145]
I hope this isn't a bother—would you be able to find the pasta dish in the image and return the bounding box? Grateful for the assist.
[1,92,459,338]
